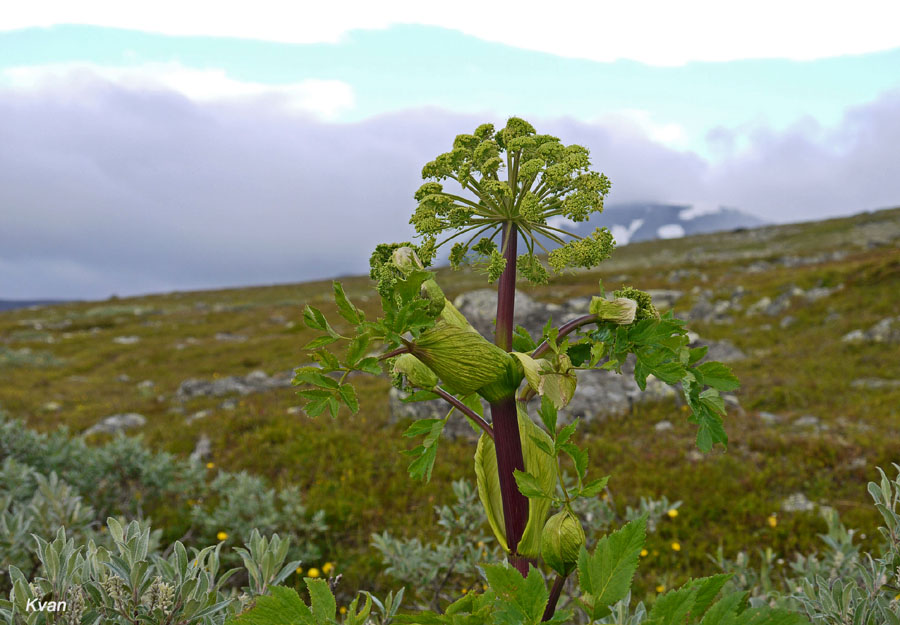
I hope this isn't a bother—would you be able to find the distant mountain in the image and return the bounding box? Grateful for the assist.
[555,202,767,245]
[0,299,66,312]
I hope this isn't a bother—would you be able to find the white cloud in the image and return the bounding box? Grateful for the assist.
[1,62,355,118]
[5,1,900,65]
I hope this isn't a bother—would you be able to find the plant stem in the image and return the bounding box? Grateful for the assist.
[433,387,494,441]
[494,222,518,352]
[489,222,531,576]
[542,574,567,622]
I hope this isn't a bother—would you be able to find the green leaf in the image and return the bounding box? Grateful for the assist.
[579,476,610,499]
[303,305,328,331]
[306,578,336,624]
[648,587,698,625]
[695,361,740,392]
[338,384,359,413]
[700,590,747,625]
[578,516,646,620]
[483,564,548,625]
[558,442,588,480]
[512,325,537,352]
[538,395,558,435]
[294,370,340,389]
[683,574,732,620]
[403,418,444,438]
[229,585,314,625]
[529,435,555,458]
[407,442,439,482]
[333,281,363,325]
[356,357,382,375]
[345,333,370,366]
[303,335,338,350]
[514,470,553,500]
[555,420,578,447]
[688,345,709,364]
[567,342,592,367]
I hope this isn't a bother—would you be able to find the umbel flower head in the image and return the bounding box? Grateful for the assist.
[412,117,614,284]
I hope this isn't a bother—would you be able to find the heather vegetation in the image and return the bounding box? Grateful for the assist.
[1,118,898,623]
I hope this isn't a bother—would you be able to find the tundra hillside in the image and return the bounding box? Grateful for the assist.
[1,207,898,595]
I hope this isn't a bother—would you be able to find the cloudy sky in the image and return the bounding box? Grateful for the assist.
[2,1,900,299]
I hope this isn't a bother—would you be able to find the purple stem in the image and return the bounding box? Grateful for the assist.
[489,223,530,576]
[542,574,567,622]
[433,387,494,441]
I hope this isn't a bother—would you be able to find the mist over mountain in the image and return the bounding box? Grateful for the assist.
[559,202,767,245]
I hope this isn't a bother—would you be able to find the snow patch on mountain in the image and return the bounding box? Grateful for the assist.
[657,224,686,239]
[679,202,722,220]
[610,219,645,245]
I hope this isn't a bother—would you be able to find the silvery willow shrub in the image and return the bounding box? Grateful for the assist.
[0,412,326,592]
[293,118,808,622]
[713,465,900,624]
[370,477,679,611]
[0,519,302,625]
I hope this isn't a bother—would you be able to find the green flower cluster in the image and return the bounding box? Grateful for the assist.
[369,241,436,297]
[613,286,660,321]
[410,117,614,285]
[547,227,615,271]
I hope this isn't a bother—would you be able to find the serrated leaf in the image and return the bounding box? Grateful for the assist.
[333,281,363,325]
[294,370,340,389]
[648,587,698,625]
[306,577,336,623]
[483,564,548,625]
[579,476,610,499]
[303,305,328,331]
[578,516,646,620]
[695,361,740,392]
[403,418,444,438]
[558,442,588,480]
[567,342,592,367]
[303,335,339,350]
[514,470,553,500]
[338,384,359,413]
[512,325,537,352]
[346,333,370,366]
[356,357,382,375]
[683,574,732,619]
[688,345,709,364]
[529,435,554,457]
[407,442,439,482]
[538,395,558,435]
[230,585,314,625]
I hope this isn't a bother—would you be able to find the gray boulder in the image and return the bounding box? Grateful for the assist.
[176,370,293,400]
[84,413,146,436]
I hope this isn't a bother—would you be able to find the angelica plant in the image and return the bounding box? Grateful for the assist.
[294,118,799,623]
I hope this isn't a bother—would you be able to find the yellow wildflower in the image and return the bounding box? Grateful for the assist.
[461,588,468,594]
[667,508,679,519]
[307,568,320,578]
[323,562,335,575]
[671,542,681,552]
[296,567,303,575]
[656,585,666,593]
[206,462,215,469]
[339,606,347,615]
[767,515,777,528]
[640,549,648,557]
[216,531,228,541]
